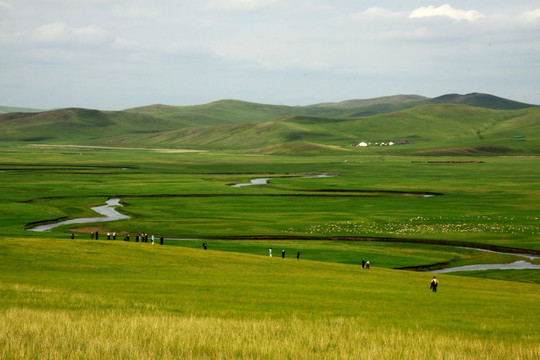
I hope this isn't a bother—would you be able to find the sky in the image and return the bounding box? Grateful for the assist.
[1,0,539,110]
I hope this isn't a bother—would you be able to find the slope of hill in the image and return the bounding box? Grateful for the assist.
[429,92,534,110]
[126,99,387,127]
[96,105,540,155]
[1,94,538,154]
[310,94,428,108]
[0,106,44,114]
[125,93,536,127]
[0,108,177,143]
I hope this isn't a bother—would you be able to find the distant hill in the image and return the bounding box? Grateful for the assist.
[96,104,540,155]
[0,108,177,143]
[0,106,43,114]
[428,93,534,110]
[310,95,428,108]
[1,93,538,155]
[126,93,536,125]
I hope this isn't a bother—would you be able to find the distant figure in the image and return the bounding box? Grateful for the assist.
[362,258,366,269]
[135,233,139,242]
[95,231,99,240]
[203,241,207,250]
[113,231,116,240]
[282,249,285,258]
[151,235,155,245]
[107,232,110,240]
[91,232,94,240]
[269,248,272,257]
[366,261,370,269]
[71,233,74,239]
[125,233,130,241]
[160,237,164,245]
[297,251,300,260]
[430,276,438,293]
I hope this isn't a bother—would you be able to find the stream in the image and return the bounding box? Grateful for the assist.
[430,247,540,273]
[28,198,130,232]
[26,189,539,273]
[231,174,335,187]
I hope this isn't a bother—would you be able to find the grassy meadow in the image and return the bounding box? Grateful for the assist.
[0,237,539,359]
[1,96,539,358]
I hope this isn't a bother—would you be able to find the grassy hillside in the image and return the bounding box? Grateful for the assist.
[128,93,536,125]
[96,105,540,155]
[429,92,535,110]
[1,93,537,154]
[126,99,389,127]
[0,106,43,114]
[0,108,177,143]
[0,237,538,359]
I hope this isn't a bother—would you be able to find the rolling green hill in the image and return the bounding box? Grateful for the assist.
[0,236,539,359]
[96,105,540,155]
[0,108,177,143]
[126,93,536,125]
[429,92,534,109]
[1,94,538,155]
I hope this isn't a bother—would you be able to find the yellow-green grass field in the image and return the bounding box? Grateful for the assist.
[0,237,538,359]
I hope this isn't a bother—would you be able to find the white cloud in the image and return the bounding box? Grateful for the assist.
[33,22,108,45]
[410,4,486,22]
[112,36,139,50]
[33,22,73,43]
[0,1,13,10]
[203,0,282,12]
[379,28,428,40]
[112,6,160,19]
[521,8,540,23]
[350,7,403,21]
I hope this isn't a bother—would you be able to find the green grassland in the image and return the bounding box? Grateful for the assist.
[1,147,538,277]
[0,237,538,359]
[0,94,539,358]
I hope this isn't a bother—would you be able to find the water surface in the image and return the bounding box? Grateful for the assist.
[28,198,130,232]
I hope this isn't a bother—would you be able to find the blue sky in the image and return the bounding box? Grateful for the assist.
[1,0,539,109]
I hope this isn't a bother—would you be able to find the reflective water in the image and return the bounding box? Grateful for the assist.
[28,198,130,232]
[231,174,335,187]
[431,260,540,273]
[231,178,272,187]
[430,248,539,273]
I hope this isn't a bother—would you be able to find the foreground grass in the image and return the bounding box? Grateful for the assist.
[0,237,538,359]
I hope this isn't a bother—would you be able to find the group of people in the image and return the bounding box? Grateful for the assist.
[361,258,370,269]
[268,248,301,260]
[78,231,164,245]
[81,234,440,292]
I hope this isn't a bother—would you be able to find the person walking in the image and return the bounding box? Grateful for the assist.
[151,235,155,245]
[430,276,438,293]
[203,241,207,250]
[282,249,285,258]
[71,233,75,239]
[296,251,300,260]
[269,248,272,257]
[362,258,366,269]
[107,232,110,240]
[366,260,370,269]
[91,232,94,240]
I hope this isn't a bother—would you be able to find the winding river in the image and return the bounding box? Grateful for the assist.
[28,198,130,232]
[231,174,335,187]
[430,248,540,273]
[26,180,539,273]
